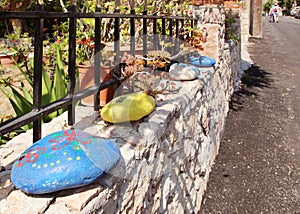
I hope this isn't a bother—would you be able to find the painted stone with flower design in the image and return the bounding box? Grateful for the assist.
[11,130,121,194]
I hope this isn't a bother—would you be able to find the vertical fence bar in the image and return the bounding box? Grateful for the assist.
[114,0,121,78]
[175,18,179,53]
[178,19,184,52]
[142,9,147,57]
[168,19,173,37]
[67,3,77,127]
[168,18,173,54]
[153,1,158,50]
[162,17,166,35]
[153,15,158,50]
[161,17,166,50]
[94,4,101,111]
[130,0,135,56]
[32,4,44,142]
[175,19,179,38]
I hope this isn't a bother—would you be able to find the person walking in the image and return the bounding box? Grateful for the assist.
[272,3,280,23]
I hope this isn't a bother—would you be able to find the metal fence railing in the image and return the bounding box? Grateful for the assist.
[0,4,196,143]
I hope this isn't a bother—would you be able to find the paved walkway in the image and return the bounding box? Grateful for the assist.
[200,16,300,213]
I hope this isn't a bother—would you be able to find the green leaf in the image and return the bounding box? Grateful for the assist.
[0,86,24,117]
[21,82,33,103]
[14,61,33,87]
[41,67,52,105]
[53,63,66,100]
[0,86,10,100]
[53,44,67,101]
[7,97,31,127]
[47,111,58,120]
[147,6,154,11]
[2,83,32,116]
[55,46,66,81]
[10,86,32,115]
[46,44,68,120]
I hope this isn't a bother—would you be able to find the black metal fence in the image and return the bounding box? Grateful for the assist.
[0,4,196,143]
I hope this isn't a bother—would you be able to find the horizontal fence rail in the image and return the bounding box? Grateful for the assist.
[0,5,196,143]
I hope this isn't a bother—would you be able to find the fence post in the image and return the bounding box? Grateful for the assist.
[153,2,158,50]
[33,3,44,142]
[113,0,121,78]
[130,0,136,56]
[67,1,77,127]
[143,0,148,57]
[162,17,166,36]
[175,18,180,53]
[94,2,101,111]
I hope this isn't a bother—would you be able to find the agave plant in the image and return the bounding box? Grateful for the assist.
[0,43,69,132]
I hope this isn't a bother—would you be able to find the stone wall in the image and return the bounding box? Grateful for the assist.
[0,6,243,214]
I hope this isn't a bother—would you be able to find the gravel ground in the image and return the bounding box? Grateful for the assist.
[200,16,300,213]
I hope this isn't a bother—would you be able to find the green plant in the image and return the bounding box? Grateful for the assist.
[1,29,33,62]
[263,0,274,13]
[182,26,207,50]
[225,12,239,42]
[0,44,68,133]
[76,17,96,66]
[0,115,18,145]
[0,39,17,55]
[76,37,95,66]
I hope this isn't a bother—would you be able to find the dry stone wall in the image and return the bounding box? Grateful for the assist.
[0,5,243,214]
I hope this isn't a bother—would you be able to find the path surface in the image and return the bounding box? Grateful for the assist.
[200,16,300,213]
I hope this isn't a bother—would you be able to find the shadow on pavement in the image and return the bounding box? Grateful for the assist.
[229,64,272,111]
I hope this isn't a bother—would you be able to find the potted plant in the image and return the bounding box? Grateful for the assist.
[0,31,32,68]
[78,49,116,107]
[146,49,171,73]
[181,26,207,51]
[0,40,18,68]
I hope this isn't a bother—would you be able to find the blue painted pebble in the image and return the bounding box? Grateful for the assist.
[11,129,121,194]
[189,55,216,67]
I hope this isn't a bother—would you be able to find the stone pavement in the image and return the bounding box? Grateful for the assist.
[200,16,300,213]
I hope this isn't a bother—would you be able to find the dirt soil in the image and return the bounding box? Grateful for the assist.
[0,65,26,120]
[200,17,300,213]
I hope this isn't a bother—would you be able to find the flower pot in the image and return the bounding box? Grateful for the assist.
[191,0,223,5]
[0,54,18,68]
[78,65,115,106]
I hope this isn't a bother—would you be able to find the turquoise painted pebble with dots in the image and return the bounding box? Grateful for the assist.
[11,129,121,194]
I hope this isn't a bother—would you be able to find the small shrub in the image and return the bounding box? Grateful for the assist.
[0,44,69,139]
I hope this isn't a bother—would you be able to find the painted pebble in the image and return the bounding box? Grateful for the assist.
[101,92,155,123]
[189,55,216,67]
[11,129,121,194]
[169,63,200,80]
